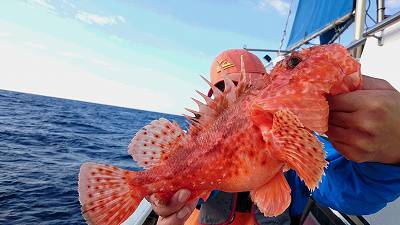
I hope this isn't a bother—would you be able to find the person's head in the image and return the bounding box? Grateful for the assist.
[208,49,267,97]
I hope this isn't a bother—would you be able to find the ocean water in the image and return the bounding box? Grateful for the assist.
[0,90,186,225]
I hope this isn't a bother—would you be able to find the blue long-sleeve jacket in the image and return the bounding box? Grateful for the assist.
[288,136,400,216]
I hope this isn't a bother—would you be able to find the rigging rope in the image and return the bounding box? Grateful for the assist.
[278,0,295,54]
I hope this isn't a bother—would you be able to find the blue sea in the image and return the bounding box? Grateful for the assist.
[0,90,186,225]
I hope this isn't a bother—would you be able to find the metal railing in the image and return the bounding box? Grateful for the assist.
[244,11,400,55]
[242,48,290,54]
[347,10,400,50]
[287,12,354,51]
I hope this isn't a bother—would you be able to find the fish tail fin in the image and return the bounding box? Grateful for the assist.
[78,162,145,225]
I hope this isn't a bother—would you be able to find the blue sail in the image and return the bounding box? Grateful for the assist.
[287,0,354,49]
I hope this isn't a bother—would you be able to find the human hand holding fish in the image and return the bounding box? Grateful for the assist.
[147,189,198,225]
[328,75,400,164]
[77,44,362,225]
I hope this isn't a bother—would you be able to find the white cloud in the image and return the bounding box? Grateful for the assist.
[75,11,126,25]
[0,41,175,114]
[90,58,119,71]
[258,0,290,16]
[62,0,76,9]
[90,58,111,67]
[24,41,48,50]
[109,35,125,43]
[58,51,84,59]
[57,51,118,70]
[387,0,400,8]
[117,16,126,23]
[28,0,55,10]
[0,32,13,38]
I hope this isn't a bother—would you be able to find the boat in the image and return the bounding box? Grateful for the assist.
[248,0,400,224]
[124,0,400,224]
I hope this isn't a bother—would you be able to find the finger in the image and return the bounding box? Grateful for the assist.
[329,140,370,163]
[329,111,368,131]
[328,91,365,112]
[328,112,353,128]
[150,189,191,217]
[157,199,198,225]
[327,125,371,157]
[362,75,396,91]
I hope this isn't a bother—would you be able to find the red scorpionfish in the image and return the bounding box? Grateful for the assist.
[78,44,362,225]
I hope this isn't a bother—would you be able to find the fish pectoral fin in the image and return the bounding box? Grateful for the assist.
[253,94,329,134]
[250,172,291,217]
[128,118,186,169]
[268,109,328,191]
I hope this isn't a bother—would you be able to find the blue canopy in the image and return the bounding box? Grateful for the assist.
[287,0,354,49]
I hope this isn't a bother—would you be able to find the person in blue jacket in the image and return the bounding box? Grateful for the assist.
[148,55,400,225]
[291,75,400,217]
[288,135,400,217]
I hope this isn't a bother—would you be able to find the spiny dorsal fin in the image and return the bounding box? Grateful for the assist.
[240,55,247,84]
[191,97,213,115]
[236,55,252,96]
[128,118,186,169]
[196,90,213,105]
[223,76,237,104]
[185,68,252,133]
[201,75,223,98]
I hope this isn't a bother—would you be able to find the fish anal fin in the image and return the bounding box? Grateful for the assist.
[250,172,291,217]
[128,118,186,169]
[268,109,328,191]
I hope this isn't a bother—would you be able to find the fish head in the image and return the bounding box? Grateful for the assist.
[271,44,362,96]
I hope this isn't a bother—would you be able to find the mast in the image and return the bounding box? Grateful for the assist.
[353,0,366,58]
[377,0,385,22]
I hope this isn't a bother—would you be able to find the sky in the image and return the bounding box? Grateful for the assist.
[0,0,399,115]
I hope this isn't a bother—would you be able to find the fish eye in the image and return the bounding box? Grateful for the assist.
[287,56,302,69]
